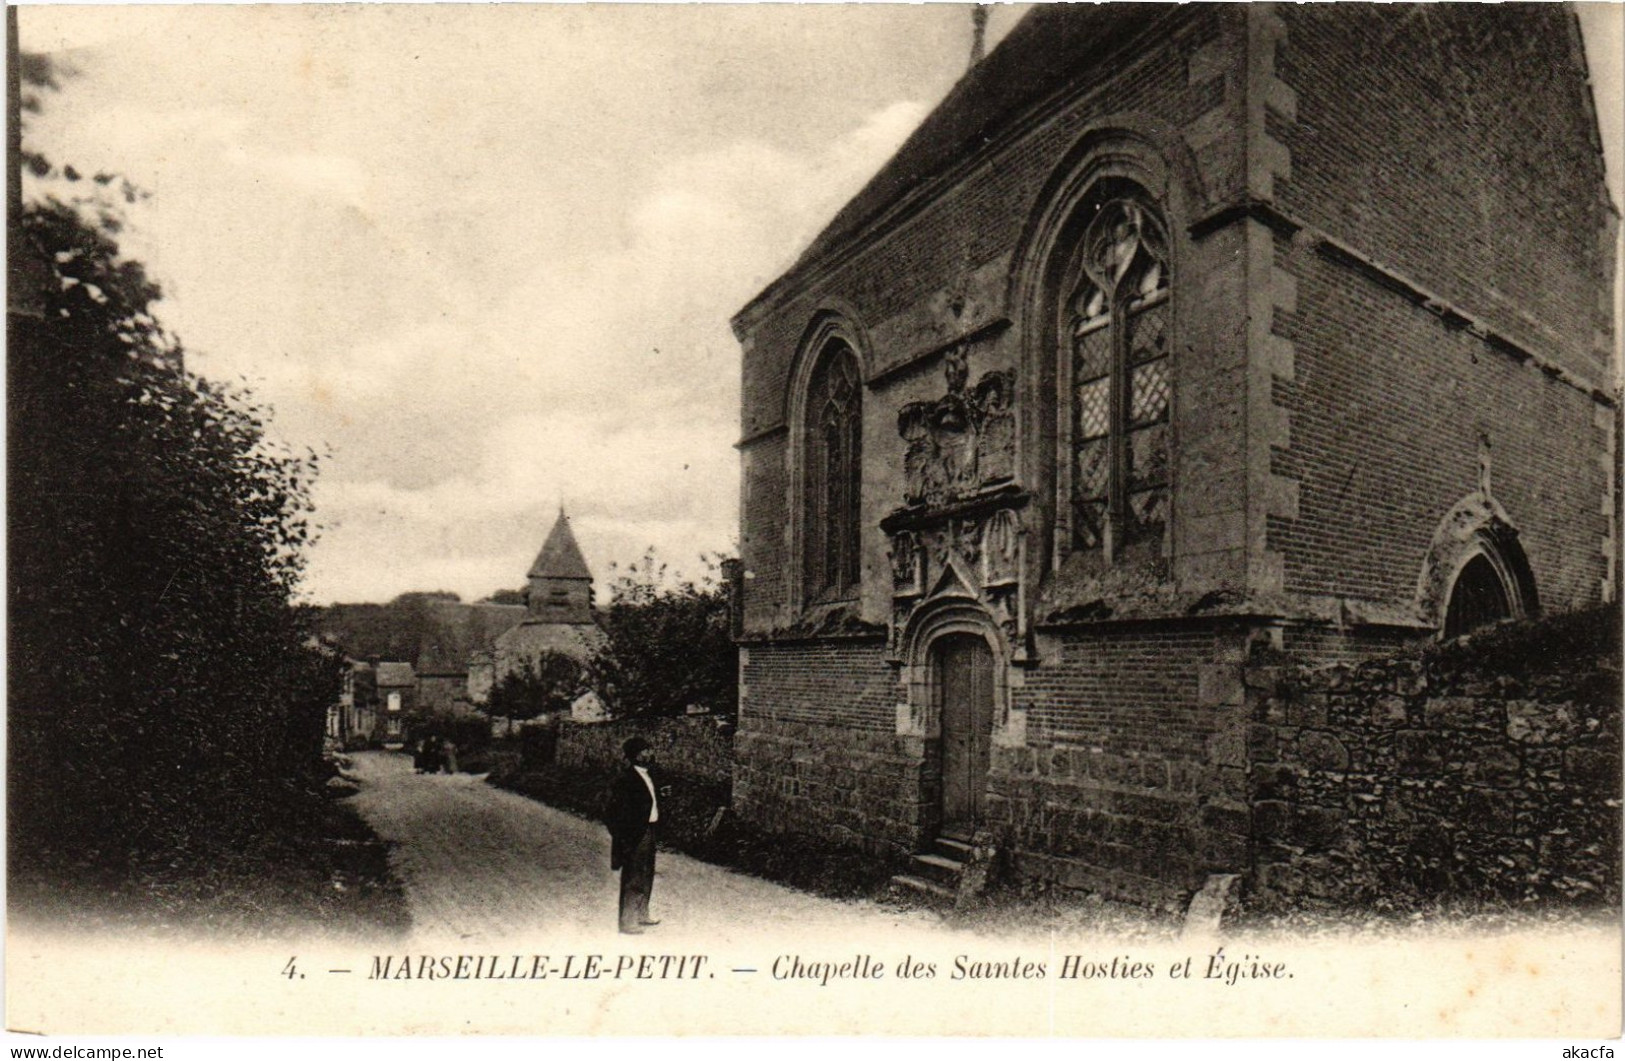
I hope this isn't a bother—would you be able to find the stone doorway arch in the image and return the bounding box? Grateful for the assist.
[898,593,1011,835]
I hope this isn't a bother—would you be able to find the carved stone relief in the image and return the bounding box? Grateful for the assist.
[884,505,1027,659]
[884,340,1029,663]
[888,529,922,596]
[897,346,1017,507]
[982,508,1021,586]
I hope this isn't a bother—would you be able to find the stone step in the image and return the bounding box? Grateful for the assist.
[890,873,956,901]
[911,852,967,884]
[933,837,975,860]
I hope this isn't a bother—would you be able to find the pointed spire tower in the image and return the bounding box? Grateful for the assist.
[525,507,594,624]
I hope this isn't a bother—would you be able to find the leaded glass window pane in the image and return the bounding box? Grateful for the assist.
[1127,489,1167,543]
[1130,360,1170,427]
[1076,378,1110,441]
[1128,422,1168,490]
[822,415,843,594]
[1064,190,1171,560]
[1076,438,1109,499]
[1128,303,1167,365]
[804,344,862,602]
[843,392,863,590]
[1073,318,1111,380]
[1074,498,1106,550]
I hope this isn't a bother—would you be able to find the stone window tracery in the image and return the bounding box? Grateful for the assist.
[1064,192,1171,559]
[804,343,862,602]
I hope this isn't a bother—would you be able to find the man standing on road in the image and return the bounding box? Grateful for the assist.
[607,736,661,934]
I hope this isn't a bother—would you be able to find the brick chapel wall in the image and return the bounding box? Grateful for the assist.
[733,640,929,855]
[1245,610,1622,909]
[1268,234,1613,616]
[1271,4,1614,385]
[1281,624,1419,665]
[736,6,1246,632]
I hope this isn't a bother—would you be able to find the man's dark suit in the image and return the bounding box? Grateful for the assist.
[607,763,657,932]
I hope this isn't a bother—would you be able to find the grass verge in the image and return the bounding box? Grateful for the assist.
[10,767,409,942]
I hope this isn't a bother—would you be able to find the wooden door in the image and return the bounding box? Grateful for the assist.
[936,634,995,828]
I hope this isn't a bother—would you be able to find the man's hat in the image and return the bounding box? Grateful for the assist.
[623,736,651,758]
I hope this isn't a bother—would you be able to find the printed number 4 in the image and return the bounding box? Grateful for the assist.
[282,957,304,980]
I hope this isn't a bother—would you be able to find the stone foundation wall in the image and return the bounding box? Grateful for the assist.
[990,745,1233,908]
[734,639,926,855]
[1247,610,1621,908]
[991,622,1253,905]
[733,718,929,857]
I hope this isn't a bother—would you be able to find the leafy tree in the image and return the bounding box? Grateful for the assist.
[586,551,736,719]
[392,590,461,605]
[8,64,332,880]
[486,651,585,721]
[482,587,527,606]
[316,598,440,665]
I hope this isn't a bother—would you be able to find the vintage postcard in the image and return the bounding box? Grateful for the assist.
[6,2,1622,1049]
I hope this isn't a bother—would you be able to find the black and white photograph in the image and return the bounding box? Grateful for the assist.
[6,1,1623,1047]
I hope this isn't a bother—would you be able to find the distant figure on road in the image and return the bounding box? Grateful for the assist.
[413,735,437,774]
[440,739,458,774]
[606,736,661,934]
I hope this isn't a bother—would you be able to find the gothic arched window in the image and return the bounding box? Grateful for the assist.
[804,343,862,602]
[1063,190,1171,560]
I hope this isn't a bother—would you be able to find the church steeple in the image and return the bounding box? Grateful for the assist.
[525,508,594,623]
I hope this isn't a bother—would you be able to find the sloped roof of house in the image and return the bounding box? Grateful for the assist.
[495,618,607,662]
[415,600,529,675]
[376,661,416,687]
[528,509,593,581]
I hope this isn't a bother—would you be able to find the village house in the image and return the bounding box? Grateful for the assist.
[374,661,416,746]
[318,591,527,740]
[317,515,609,741]
[326,657,379,747]
[729,5,1616,904]
[413,598,527,714]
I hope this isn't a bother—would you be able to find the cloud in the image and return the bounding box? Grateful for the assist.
[291,94,924,601]
[20,6,941,604]
[303,394,738,601]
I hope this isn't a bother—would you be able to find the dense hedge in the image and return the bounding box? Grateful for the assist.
[9,197,338,894]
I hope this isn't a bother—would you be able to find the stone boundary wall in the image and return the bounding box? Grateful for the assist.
[1247,610,1621,908]
[552,715,734,784]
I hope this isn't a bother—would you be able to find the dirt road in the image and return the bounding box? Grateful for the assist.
[347,750,942,948]
[11,752,1615,1036]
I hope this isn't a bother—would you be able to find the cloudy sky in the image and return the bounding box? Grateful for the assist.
[19,4,1622,606]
